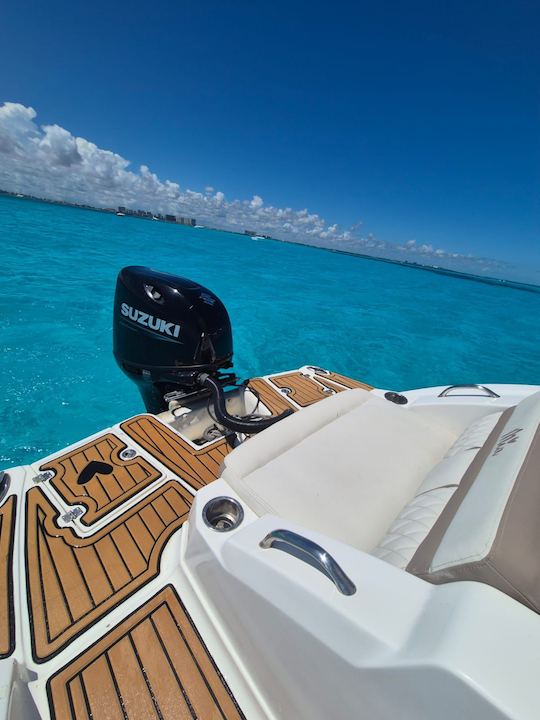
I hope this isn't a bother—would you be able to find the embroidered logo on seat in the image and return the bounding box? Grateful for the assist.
[492,428,523,456]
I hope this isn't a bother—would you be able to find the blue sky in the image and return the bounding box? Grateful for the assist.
[1,0,539,279]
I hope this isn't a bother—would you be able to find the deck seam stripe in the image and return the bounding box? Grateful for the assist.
[79,671,92,720]
[161,604,230,720]
[129,632,164,720]
[149,614,197,720]
[104,650,129,720]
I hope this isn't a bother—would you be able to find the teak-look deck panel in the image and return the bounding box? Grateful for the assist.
[0,496,16,658]
[121,415,233,490]
[41,434,162,526]
[48,585,245,720]
[249,371,371,414]
[26,481,193,662]
[315,370,373,391]
[269,372,333,406]
[247,378,298,415]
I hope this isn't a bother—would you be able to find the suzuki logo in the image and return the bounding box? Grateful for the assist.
[120,303,181,337]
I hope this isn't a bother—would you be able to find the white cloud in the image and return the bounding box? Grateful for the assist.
[0,102,513,277]
[249,194,263,209]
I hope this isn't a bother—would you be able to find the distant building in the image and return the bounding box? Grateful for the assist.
[244,229,257,236]
[115,207,186,224]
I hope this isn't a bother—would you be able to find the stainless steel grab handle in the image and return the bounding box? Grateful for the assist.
[438,384,500,398]
[259,529,356,596]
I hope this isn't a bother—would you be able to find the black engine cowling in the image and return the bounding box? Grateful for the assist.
[113,265,293,431]
[113,266,233,413]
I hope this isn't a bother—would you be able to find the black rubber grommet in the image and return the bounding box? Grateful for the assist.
[384,391,408,405]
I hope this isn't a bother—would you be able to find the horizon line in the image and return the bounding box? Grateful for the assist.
[2,189,539,295]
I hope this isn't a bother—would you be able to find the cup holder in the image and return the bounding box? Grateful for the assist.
[203,496,244,532]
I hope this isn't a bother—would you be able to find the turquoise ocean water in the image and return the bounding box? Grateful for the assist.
[1,195,539,469]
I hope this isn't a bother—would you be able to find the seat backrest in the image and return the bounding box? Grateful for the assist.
[407,391,540,612]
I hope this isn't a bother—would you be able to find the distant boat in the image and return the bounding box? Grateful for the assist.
[194,224,205,229]
[152,216,159,221]
[15,193,24,198]
[116,212,125,217]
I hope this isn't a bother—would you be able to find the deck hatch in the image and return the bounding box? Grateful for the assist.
[40,433,162,526]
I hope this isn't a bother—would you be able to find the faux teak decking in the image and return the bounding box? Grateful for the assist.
[1,370,371,718]
[47,586,245,720]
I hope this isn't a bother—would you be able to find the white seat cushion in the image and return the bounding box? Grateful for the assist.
[222,388,372,483]
[224,393,456,551]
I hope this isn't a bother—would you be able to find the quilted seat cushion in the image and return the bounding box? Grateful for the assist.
[372,410,502,568]
[372,488,455,568]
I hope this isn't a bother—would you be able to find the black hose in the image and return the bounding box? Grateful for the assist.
[199,375,293,434]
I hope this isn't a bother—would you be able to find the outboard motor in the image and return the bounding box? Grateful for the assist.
[113,266,291,432]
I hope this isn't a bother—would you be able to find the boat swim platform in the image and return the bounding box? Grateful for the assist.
[1,368,371,718]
